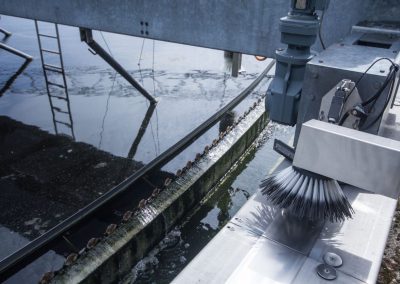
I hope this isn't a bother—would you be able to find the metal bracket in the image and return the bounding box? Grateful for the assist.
[0,27,11,37]
[79,28,156,104]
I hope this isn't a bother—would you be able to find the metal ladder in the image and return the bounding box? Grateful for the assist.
[35,20,75,140]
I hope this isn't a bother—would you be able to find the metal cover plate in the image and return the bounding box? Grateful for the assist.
[172,223,259,284]
[225,237,306,284]
[308,184,396,283]
[293,119,400,198]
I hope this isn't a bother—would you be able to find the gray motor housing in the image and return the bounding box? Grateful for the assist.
[294,30,400,143]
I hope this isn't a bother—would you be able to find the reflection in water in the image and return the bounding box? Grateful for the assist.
[35,21,76,140]
[0,59,31,96]
[127,103,156,160]
[137,38,161,156]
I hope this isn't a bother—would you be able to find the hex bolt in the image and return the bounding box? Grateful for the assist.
[227,225,235,231]
[212,139,218,147]
[186,160,193,169]
[39,271,55,284]
[176,169,182,177]
[86,237,100,249]
[138,199,147,209]
[253,102,258,108]
[164,178,172,187]
[64,253,78,266]
[195,153,202,162]
[105,224,117,236]
[152,188,161,197]
[122,211,133,222]
[204,145,210,154]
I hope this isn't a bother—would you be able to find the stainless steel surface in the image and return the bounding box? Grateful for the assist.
[352,25,400,36]
[316,263,337,280]
[323,252,343,267]
[172,222,259,284]
[225,237,307,284]
[175,152,398,283]
[309,184,396,283]
[379,107,400,141]
[293,258,365,284]
[293,119,400,199]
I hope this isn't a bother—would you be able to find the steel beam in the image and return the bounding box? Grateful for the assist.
[0,0,375,57]
[80,28,156,104]
[0,27,11,37]
[0,42,32,60]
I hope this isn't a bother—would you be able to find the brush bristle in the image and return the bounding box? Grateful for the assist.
[261,166,354,222]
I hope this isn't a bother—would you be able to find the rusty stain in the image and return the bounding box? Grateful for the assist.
[64,253,78,266]
[164,177,172,187]
[138,199,147,209]
[122,211,133,222]
[86,237,100,249]
[39,271,55,284]
[105,224,118,236]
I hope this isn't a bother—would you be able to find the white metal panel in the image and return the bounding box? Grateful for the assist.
[293,119,400,199]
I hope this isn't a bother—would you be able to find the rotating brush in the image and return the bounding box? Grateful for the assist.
[261,140,354,222]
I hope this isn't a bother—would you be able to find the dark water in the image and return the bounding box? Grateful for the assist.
[0,16,268,169]
[0,15,294,283]
[125,123,293,283]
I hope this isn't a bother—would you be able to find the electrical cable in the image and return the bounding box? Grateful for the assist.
[98,32,117,148]
[151,39,161,155]
[137,38,159,156]
[343,57,396,104]
[362,66,396,107]
[360,70,397,130]
[318,11,326,50]
[338,57,397,126]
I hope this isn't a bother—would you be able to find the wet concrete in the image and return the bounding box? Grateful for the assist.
[127,122,293,284]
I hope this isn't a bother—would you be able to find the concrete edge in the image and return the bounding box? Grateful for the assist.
[51,103,269,284]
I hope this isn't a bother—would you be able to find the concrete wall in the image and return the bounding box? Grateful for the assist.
[51,102,269,283]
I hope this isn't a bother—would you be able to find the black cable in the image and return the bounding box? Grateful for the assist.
[361,66,396,107]
[360,70,397,130]
[338,111,350,126]
[344,57,396,105]
[360,68,396,125]
[339,57,397,126]
[318,11,326,50]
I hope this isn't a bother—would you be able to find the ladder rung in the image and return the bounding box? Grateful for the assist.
[44,67,63,74]
[47,81,65,89]
[49,95,67,100]
[55,120,72,127]
[38,33,57,39]
[53,107,69,114]
[42,48,60,55]
[44,63,62,70]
